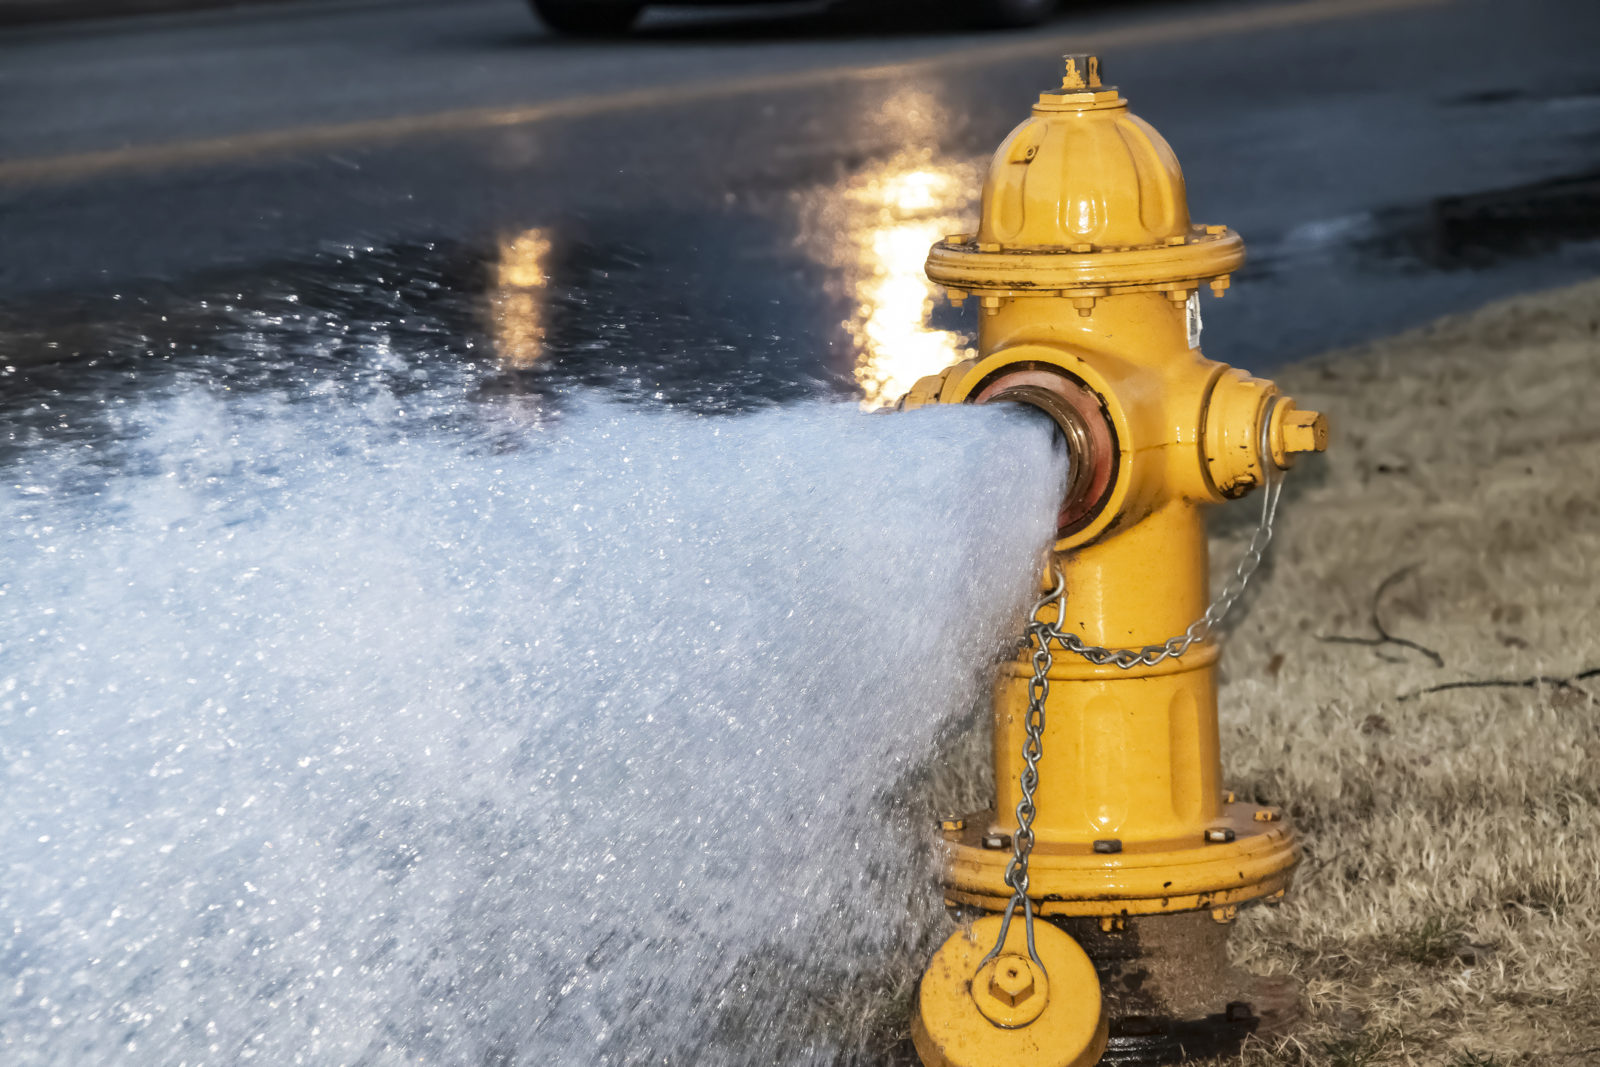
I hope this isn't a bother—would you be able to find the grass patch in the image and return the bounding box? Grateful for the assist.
[1323,1031,1395,1067]
[1393,915,1466,967]
[1211,279,1600,1065]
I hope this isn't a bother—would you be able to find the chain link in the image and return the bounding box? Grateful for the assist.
[982,402,1287,964]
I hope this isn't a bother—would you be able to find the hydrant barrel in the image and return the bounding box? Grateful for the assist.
[908,53,1318,894]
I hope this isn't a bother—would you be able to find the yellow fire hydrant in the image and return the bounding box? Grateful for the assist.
[904,56,1327,1067]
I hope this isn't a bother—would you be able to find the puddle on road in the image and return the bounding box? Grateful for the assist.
[1443,84,1600,112]
[0,212,860,456]
[0,76,996,433]
[1249,168,1600,277]
[797,149,981,410]
[1371,169,1600,271]
[0,145,992,443]
[6,147,1599,441]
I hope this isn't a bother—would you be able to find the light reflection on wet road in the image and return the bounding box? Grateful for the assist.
[1,0,1598,424]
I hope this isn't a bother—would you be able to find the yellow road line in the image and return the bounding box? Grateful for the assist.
[0,0,1446,187]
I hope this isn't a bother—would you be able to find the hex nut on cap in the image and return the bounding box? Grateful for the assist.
[989,957,1037,1007]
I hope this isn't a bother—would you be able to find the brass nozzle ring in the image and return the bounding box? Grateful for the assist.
[987,384,1095,509]
[976,370,1116,538]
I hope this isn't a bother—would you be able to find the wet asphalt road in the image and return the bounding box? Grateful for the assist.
[2,0,1599,412]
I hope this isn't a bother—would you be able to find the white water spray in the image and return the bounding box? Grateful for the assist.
[1,382,1064,1065]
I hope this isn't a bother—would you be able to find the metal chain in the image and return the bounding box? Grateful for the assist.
[981,402,1288,964]
[979,579,1060,974]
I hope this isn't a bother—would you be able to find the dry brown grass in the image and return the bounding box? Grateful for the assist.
[1205,279,1600,1066]
[907,279,1600,1067]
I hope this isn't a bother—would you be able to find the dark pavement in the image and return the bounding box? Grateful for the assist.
[2,0,1599,413]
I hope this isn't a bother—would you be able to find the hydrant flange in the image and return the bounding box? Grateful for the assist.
[937,798,1297,917]
[926,227,1244,299]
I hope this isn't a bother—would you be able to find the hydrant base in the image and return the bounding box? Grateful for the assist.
[939,802,1297,916]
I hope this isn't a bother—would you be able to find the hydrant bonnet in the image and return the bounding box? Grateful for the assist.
[926,54,1244,298]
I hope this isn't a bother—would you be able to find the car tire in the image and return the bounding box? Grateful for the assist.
[529,0,645,35]
[969,0,1057,29]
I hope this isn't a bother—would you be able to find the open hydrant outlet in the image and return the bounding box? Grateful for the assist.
[901,53,1327,1066]
[974,367,1116,537]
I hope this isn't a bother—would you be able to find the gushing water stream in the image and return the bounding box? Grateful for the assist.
[1,376,1065,1065]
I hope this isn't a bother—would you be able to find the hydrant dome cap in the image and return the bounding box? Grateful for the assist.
[925,55,1244,293]
[980,102,1187,251]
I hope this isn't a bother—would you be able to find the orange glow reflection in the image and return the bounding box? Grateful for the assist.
[797,85,978,408]
[846,161,970,408]
[490,229,552,368]
[804,86,976,408]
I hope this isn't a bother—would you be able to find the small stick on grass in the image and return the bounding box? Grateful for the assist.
[1400,666,1600,702]
[1319,564,1445,667]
